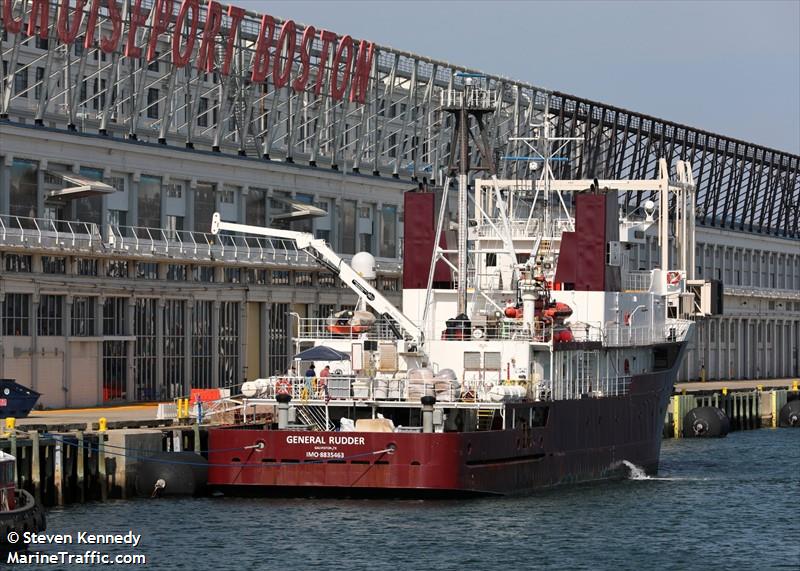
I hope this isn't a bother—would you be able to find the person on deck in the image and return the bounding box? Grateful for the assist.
[318,365,331,397]
[304,364,316,397]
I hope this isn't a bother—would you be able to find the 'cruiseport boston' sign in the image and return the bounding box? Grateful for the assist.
[1,0,375,103]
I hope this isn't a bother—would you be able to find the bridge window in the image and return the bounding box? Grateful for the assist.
[107,259,128,278]
[76,258,98,276]
[5,254,31,272]
[136,262,159,280]
[271,270,289,285]
[42,256,66,274]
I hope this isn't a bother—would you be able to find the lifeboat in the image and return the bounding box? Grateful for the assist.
[542,302,573,320]
[326,310,376,335]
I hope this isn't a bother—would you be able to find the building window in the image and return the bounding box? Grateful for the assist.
[134,298,158,400]
[318,273,336,288]
[42,256,66,274]
[218,302,239,387]
[224,268,241,283]
[380,204,398,258]
[5,254,32,272]
[295,272,313,287]
[218,189,234,204]
[194,182,215,232]
[166,183,183,199]
[38,295,64,336]
[245,269,267,285]
[341,200,357,255]
[198,97,209,127]
[13,69,28,97]
[138,175,162,228]
[192,301,214,388]
[167,264,187,281]
[103,297,128,399]
[2,293,30,335]
[380,277,399,292]
[147,88,159,119]
[76,258,98,276]
[107,259,128,278]
[108,210,128,227]
[148,53,159,72]
[34,66,45,99]
[71,296,96,336]
[269,303,290,375]
[271,270,290,285]
[136,262,159,279]
[10,159,37,219]
[359,206,371,219]
[163,299,185,399]
[193,265,215,282]
[315,229,331,242]
[245,189,266,226]
[359,232,373,253]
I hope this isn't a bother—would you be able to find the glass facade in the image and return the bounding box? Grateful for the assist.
[341,199,357,255]
[138,175,162,229]
[194,182,216,232]
[381,204,398,258]
[10,159,37,218]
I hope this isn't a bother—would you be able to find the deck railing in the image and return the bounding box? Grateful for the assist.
[0,214,101,252]
[295,317,400,341]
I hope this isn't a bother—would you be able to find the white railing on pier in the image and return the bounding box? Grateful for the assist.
[107,224,316,266]
[0,214,101,252]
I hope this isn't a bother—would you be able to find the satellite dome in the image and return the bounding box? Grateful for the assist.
[352,252,377,279]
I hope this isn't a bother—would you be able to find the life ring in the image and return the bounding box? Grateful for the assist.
[472,327,485,340]
[666,271,681,285]
[275,378,291,395]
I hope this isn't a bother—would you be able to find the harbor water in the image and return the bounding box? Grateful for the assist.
[13,429,799,570]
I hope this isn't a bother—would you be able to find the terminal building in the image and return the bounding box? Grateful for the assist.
[1,0,798,407]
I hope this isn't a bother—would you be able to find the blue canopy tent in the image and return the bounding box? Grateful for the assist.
[293,346,350,361]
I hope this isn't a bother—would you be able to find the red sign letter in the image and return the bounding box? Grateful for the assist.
[195,0,222,73]
[350,40,375,104]
[57,0,85,45]
[330,35,353,101]
[250,14,276,83]
[292,25,315,93]
[26,0,50,38]
[272,19,296,89]
[124,0,148,58]
[101,0,123,54]
[147,0,174,62]
[2,0,24,34]
[172,0,199,68]
[314,30,337,96]
[220,4,245,75]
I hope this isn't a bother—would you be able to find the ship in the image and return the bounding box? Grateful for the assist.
[205,79,718,496]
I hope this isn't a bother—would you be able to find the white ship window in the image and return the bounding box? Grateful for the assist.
[484,352,502,370]
[464,352,481,370]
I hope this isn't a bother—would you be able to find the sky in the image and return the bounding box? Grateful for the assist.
[240,0,800,154]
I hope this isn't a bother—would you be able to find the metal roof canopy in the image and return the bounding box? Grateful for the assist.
[45,172,117,200]
[270,198,327,222]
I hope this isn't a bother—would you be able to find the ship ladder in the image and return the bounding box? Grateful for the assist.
[296,405,335,431]
[477,408,495,431]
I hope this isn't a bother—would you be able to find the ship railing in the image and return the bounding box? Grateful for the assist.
[603,319,693,347]
[0,214,101,252]
[624,271,653,292]
[552,374,633,400]
[106,224,316,265]
[249,376,499,404]
[435,318,602,344]
[294,317,400,341]
[472,217,573,240]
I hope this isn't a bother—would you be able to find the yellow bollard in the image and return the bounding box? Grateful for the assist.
[672,395,681,438]
[757,384,763,392]
[98,417,107,432]
[3,417,15,438]
[792,380,799,392]
[771,391,777,429]
[722,387,728,396]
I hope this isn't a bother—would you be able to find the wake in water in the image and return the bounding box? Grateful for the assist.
[621,460,712,482]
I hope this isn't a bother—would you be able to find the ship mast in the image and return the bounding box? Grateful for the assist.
[442,73,497,315]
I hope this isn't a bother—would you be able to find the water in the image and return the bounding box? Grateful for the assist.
[11,429,800,570]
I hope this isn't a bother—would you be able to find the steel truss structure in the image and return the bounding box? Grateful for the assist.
[1,0,798,237]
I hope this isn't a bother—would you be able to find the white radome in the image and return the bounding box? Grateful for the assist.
[351,251,377,279]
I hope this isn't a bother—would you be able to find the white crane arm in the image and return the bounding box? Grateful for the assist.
[210,214,423,346]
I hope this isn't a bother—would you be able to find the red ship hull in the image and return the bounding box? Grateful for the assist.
[208,346,681,496]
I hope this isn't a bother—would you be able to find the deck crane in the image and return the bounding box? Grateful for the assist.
[211,213,423,350]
